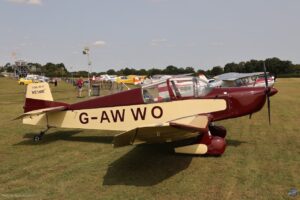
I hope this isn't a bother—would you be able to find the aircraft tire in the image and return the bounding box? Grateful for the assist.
[207,136,226,155]
[33,135,41,142]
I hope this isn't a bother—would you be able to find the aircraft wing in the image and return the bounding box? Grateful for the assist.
[113,115,210,148]
[14,106,68,120]
[214,72,264,81]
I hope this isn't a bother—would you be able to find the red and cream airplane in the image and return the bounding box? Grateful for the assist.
[17,72,277,156]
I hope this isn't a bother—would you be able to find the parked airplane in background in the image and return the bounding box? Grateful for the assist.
[210,72,275,88]
[116,75,146,85]
[142,73,194,85]
[99,74,117,82]
[18,75,50,85]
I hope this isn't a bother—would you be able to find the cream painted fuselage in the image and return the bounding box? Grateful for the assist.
[23,99,226,132]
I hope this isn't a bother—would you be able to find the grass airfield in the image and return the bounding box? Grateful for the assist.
[0,77,299,200]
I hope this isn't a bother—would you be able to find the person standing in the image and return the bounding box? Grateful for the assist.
[76,77,84,97]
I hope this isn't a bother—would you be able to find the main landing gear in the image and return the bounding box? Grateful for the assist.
[175,125,227,156]
[33,127,50,142]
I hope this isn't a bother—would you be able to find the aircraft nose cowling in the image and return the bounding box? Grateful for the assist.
[269,87,278,97]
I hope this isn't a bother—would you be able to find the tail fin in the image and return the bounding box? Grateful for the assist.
[23,82,68,113]
[26,82,53,101]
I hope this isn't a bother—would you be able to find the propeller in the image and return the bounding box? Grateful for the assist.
[263,62,271,125]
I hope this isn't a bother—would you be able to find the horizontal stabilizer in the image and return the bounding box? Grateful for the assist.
[14,106,67,120]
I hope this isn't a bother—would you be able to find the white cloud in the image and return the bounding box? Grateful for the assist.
[150,38,168,46]
[93,40,106,47]
[6,0,42,5]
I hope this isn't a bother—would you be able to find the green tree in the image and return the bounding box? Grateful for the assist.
[211,66,224,76]
[163,65,179,75]
[224,62,239,73]
[6,66,14,73]
[148,68,162,76]
[106,69,116,75]
[184,67,195,74]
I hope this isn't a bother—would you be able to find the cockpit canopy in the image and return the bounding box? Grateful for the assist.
[142,77,212,103]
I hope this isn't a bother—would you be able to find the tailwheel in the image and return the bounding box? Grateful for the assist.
[33,128,49,142]
[33,134,42,142]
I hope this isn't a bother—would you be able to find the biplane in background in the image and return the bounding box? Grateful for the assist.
[16,70,277,156]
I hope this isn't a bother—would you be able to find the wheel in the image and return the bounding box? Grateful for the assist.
[33,135,41,142]
[209,125,227,138]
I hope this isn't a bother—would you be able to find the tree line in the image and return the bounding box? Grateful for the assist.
[98,57,300,78]
[1,57,300,78]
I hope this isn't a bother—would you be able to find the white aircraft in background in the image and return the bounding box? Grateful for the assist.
[208,72,275,88]
[99,74,117,82]
[142,74,195,85]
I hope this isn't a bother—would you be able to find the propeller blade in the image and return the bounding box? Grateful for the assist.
[263,62,268,88]
[267,95,271,125]
[263,62,271,124]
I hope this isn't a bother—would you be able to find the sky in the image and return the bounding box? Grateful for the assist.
[0,0,300,72]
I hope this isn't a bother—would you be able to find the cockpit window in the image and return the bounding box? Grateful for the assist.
[142,77,213,103]
[142,83,171,103]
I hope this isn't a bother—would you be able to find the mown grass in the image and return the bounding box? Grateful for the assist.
[0,77,299,200]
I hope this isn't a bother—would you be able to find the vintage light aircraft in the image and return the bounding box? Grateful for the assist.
[141,73,194,85]
[16,70,277,156]
[210,72,275,88]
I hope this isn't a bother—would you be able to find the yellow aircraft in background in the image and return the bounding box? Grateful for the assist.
[18,77,34,85]
[116,75,145,85]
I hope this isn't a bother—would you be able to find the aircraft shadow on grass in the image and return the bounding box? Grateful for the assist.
[102,139,247,186]
[103,143,193,187]
[15,130,114,145]
[226,139,247,147]
[14,130,246,186]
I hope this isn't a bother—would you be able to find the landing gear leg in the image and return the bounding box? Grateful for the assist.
[33,126,50,142]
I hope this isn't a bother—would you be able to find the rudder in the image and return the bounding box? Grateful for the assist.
[23,82,68,113]
[26,82,53,101]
